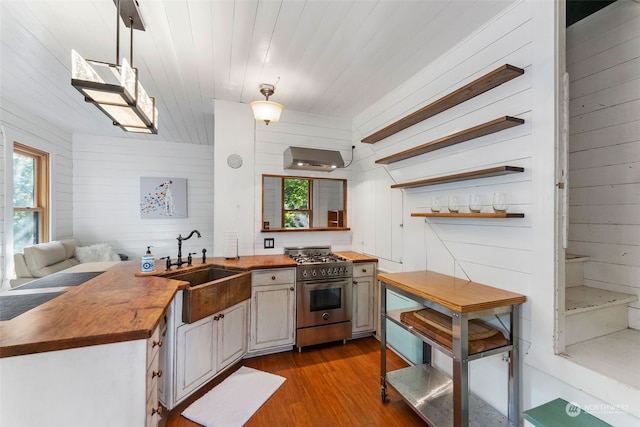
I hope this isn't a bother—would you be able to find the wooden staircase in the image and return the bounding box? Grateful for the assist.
[564,254,638,346]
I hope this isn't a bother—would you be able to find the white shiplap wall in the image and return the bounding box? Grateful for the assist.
[72,136,214,261]
[213,100,354,255]
[0,99,74,283]
[0,125,5,289]
[352,1,639,423]
[352,0,540,415]
[567,0,640,329]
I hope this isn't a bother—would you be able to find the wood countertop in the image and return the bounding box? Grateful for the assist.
[334,252,378,263]
[207,255,297,270]
[0,262,188,358]
[0,252,372,358]
[377,270,526,313]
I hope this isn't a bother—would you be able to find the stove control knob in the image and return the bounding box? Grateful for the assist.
[321,269,326,276]
[312,270,317,277]
[302,270,308,277]
[322,313,329,321]
[327,269,332,275]
[333,267,338,274]
[338,267,343,274]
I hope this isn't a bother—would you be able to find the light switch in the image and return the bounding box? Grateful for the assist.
[264,238,275,249]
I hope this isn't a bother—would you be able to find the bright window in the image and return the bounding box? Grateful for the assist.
[283,178,312,228]
[13,143,49,252]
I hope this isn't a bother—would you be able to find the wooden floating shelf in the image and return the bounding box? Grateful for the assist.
[361,64,524,144]
[411,212,524,218]
[375,116,525,165]
[391,166,524,189]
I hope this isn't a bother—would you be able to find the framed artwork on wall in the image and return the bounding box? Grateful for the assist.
[140,177,187,218]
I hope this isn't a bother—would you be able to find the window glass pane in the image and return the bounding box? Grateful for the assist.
[284,211,309,228]
[13,211,39,252]
[283,178,309,210]
[13,152,36,207]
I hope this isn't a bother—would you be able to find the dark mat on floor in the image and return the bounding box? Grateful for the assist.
[12,271,104,290]
[0,292,65,321]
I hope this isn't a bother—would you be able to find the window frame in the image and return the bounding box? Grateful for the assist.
[13,142,50,247]
[282,177,313,229]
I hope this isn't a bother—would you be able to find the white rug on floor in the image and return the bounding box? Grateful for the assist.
[182,366,286,427]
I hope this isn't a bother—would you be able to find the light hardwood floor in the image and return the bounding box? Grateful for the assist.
[164,336,425,426]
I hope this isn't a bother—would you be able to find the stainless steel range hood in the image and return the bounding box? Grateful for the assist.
[283,146,344,172]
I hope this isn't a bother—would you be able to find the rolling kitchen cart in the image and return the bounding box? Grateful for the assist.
[379,270,526,427]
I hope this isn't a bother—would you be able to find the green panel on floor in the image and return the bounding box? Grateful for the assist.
[523,398,613,427]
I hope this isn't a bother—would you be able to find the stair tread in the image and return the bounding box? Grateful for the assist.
[565,286,638,314]
[564,329,640,390]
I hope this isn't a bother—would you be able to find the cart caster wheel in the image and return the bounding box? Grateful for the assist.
[380,387,387,402]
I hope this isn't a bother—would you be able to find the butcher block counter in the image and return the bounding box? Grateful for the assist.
[0,256,295,358]
[0,262,189,358]
[0,253,367,358]
[334,251,378,263]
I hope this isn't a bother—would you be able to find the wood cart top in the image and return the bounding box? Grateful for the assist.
[378,270,526,313]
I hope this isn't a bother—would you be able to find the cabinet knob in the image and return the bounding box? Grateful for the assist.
[290,287,294,292]
[362,268,367,273]
[353,280,358,285]
[152,369,163,379]
[220,313,225,319]
[152,339,163,348]
[271,275,276,280]
[213,315,219,321]
[151,405,163,416]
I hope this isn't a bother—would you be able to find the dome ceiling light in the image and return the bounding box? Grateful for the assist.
[250,83,284,126]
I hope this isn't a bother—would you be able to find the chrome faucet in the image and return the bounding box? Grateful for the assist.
[166,230,201,270]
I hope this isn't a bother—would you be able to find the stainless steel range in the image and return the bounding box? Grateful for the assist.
[285,246,353,350]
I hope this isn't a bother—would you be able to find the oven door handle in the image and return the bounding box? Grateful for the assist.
[300,279,351,287]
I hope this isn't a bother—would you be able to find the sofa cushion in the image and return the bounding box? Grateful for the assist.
[33,259,80,278]
[23,241,68,277]
[61,239,80,259]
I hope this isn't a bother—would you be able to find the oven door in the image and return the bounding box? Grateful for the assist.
[297,278,352,328]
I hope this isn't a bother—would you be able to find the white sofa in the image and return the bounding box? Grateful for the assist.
[11,239,123,288]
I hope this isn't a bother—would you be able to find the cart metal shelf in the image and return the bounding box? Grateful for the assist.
[379,270,526,427]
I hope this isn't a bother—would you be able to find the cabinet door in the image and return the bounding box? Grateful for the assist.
[353,263,376,333]
[249,283,295,351]
[352,275,374,333]
[175,316,216,401]
[217,301,248,372]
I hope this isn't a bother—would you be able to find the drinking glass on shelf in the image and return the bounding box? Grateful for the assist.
[448,196,460,213]
[469,194,482,213]
[492,192,508,213]
[430,197,441,213]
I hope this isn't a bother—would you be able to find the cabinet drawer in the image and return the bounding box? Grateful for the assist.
[252,268,295,286]
[146,325,162,367]
[353,263,376,278]
[146,349,161,401]
[146,383,161,427]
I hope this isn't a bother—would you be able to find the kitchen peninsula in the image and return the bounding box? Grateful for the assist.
[0,253,378,427]
[0,258,278,427]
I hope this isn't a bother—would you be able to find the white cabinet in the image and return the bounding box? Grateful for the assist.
[0,332,162,427]
[216,300,248,371]
[173,299,249,405]
[175,315,216,401]
[249,268,296,353]
[352,262,377,335]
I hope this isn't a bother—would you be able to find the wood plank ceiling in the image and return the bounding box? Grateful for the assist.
[0,0,516,145]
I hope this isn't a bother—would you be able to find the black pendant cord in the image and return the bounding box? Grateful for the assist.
[115,0,120,65]
[130,17,134,65]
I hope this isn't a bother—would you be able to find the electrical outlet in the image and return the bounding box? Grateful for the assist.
[264,238,275,249]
